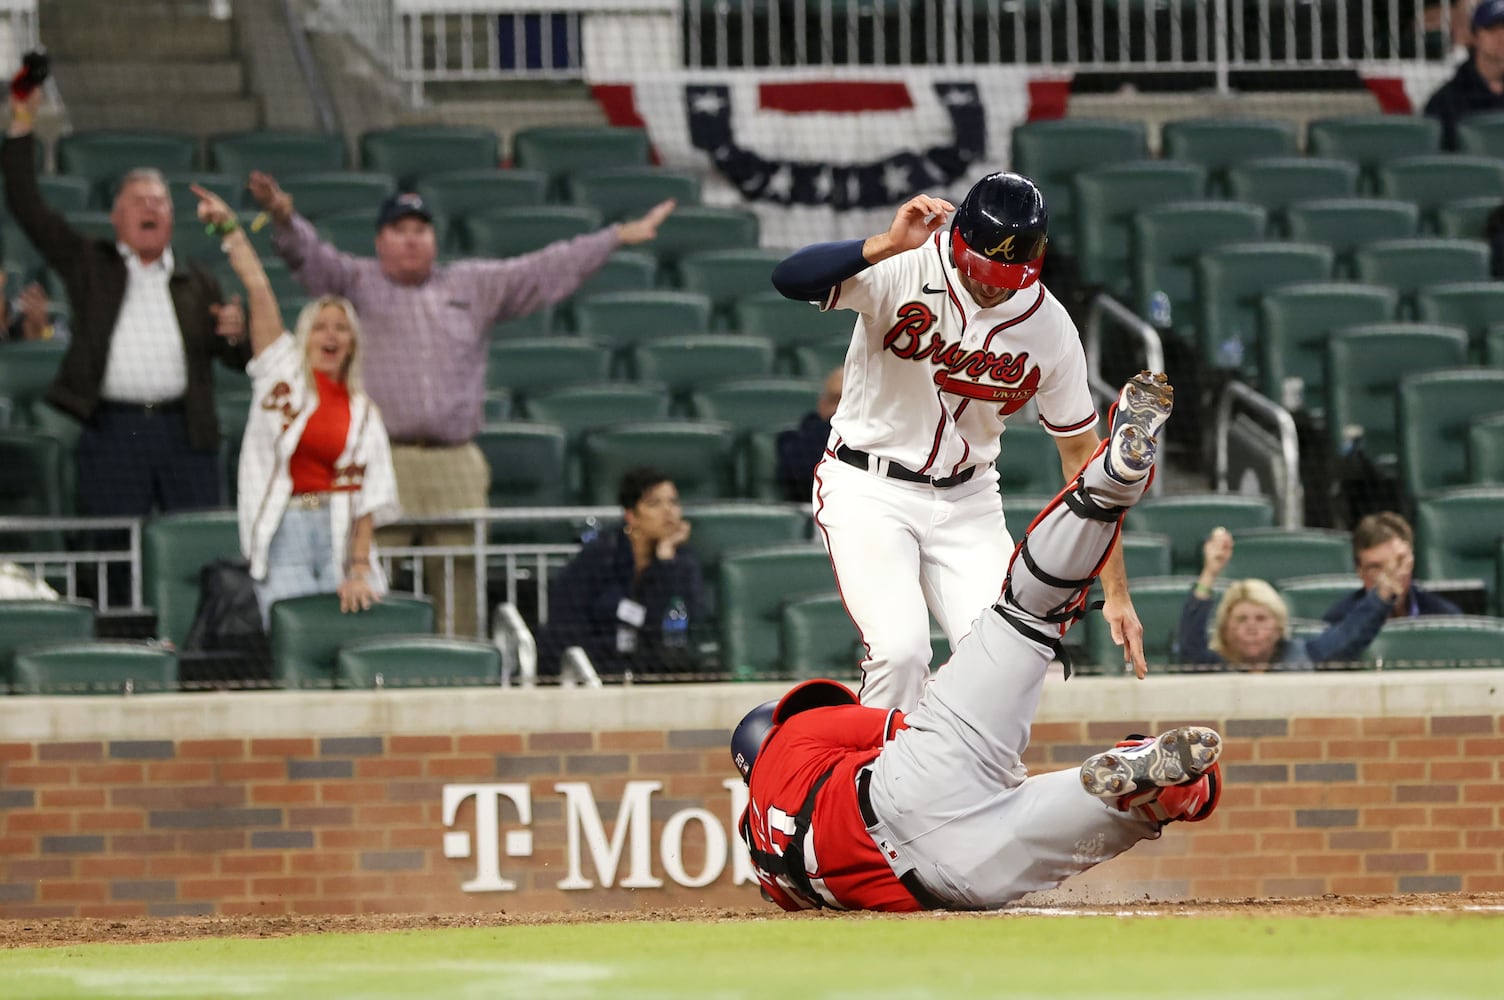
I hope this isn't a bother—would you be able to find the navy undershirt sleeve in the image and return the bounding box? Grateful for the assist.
[770,239,873,303]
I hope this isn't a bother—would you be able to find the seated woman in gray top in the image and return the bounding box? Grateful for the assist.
[1177,528,1399,671]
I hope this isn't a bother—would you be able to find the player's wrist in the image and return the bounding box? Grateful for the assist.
[861,233,897,263]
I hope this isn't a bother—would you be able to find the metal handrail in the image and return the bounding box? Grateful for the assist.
[1083,291,1166,496]
[1212,380,1303,529]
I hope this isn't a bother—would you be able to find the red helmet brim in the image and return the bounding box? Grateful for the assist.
[952,228,1044,290]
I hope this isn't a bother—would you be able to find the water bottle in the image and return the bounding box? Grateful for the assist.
[662,596,689,649]
[1148,290,1172,329]
[1217,336,1245,371]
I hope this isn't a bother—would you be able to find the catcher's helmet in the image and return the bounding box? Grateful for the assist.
[949,171,1048,290]
[730,679,858,783]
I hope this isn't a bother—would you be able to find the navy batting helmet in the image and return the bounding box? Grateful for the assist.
[730,679,859,783]
[949,171,1048,290]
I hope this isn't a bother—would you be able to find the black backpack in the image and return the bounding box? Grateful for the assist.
[182,558,270,678]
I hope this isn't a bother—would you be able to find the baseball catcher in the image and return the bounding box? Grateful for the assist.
[731,371,1222,911]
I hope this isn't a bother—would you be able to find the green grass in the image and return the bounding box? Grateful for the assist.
[3,914,1503,999]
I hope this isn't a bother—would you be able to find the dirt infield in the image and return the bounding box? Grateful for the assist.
[4,892,1502,949]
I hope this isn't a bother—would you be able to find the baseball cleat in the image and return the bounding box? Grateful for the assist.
[1079,726,1221,802]
[1104,371,1173,484]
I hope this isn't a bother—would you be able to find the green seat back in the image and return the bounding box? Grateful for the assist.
[273,171,396,220]
[1377,156,1504,229]
[791,338,851,379]
[1074,161,1207,297]
[0,341,65,415]
[1278,574,1363,622]
[1132,200,1268,331]
[1324,324,1471,462]
[685,502,809,572]
[32,174,95,213]
[1468,414,1504,485]
[270,594,435,688]
[1365,616,1504,669]
[1415,282,1504,360]
[780,591,860,681]
[63,210,116,243]
[489,305,555,341]
[571,290,713,351]
[1414,487,1504,605]
[149,171,240,216]
[209,130,347,177]
[1127,494,1276,574]
[335,635,501,688]
[995,423,1066,497]
[565,251,658,315]
[581,421,737,505]
[564,167,702,224]
[743,429,785,502]
[486,338,610,403]
[511,126,652,198]
[0,430,65,552]
[1306,115,1441,191]
[1399,370,1504,499]
[1117,532,1174,579]
[56,131,199,206]
[734,292,855,352]
[632,335,775,399]
[1010,119,1149,257]
[1490,323,1504,367]
[1001,494,1060,536]
[719,544,835,679]
[1456,111,1504,156]
[459,205,603,258]
[1,217,42,274]
[359,125,499,186]
[142,511,241,647]
[690,378,821,433]
[678,249,785,325]
[1161,118,1298,194]
[1220,527,1352,586]
[1081,576,1198,671]
[1197,242,1334,380]
[1436,196,1499,240]
[1258,282,1398,407]
[1224,158,1359,221]
[1284,199,1420,276]
[1353,240,1491,310]
[642,208,761,278]
[0,599,94,686]
[523,382,671,448]
[472,422,569,507]
[12,641,178,695]
[316,208,380,256]
[416,169,548,252]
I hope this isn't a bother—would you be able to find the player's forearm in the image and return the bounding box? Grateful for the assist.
[771,239,872,302]
[1099,543,1129,602]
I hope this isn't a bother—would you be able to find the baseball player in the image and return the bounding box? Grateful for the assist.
[771,172,1146,712]
[732,372,1223,912]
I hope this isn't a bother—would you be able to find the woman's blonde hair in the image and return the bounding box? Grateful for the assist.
[291,295,365,395]
[1208,578,1290,662]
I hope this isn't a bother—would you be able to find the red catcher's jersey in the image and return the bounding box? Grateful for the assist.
[740,704,916,912]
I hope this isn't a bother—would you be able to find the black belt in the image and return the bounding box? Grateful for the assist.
[391,438,464,449]
[855,767,948,911]
[99,398,185,415]
[836,445,977,488]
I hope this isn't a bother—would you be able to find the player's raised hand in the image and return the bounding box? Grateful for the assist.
[864,194,956,262]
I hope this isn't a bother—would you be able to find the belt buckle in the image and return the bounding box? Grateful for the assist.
[294,493,326,510]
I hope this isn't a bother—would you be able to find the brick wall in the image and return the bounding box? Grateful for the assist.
[1,679,1501,916]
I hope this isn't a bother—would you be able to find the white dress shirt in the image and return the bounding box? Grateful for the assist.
[97,244,189,404]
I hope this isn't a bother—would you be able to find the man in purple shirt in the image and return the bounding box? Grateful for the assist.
[248,170,674,636]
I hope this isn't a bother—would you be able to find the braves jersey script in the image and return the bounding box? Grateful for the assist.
[824,230,1097,475]
[740,705,918,912]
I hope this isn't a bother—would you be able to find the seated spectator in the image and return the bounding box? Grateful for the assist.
[1424,0,1504,150]
[775,366,843,502]
[542,466,709,678]
[1178,527,1394,671]
[193,185,400,629]
[1323,512,1462,624]
[0,273,66,344]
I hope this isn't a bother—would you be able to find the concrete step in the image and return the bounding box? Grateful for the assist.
[52,61,246,103]
[65,97,260,137]
[42,17,236,61]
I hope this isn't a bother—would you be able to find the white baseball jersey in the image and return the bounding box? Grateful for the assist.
[823,230,1098,474]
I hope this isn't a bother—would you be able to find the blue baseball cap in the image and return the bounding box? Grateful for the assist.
[375,191,433,230]
[1474,0,1504,31]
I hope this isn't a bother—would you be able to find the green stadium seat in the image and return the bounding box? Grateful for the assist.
[1001,494,1058,535]
[641,207,761,279]
[208,130,348,177]
[1489,323,1504,367]
[270,593,435,689]
[521,381,671,482]
[1324,324,1470,467]
[1415,282,1504,361]
[31,175,93,213]
[1398,370,1504,500]
[1469,414,1504,485]
[511,126,652,198]
[0,340,65,421]
[488,305,554,341]
[315,208,381,256]
[791,338,851,379]
[564,252,658,319]
[677,249,785,326]
[459,205,603,258]
[581,420,738,504]
[1284,198,1420,277]
[689,377,820,433]
[631,335,776,405]
[486,338,611,404]
[1074,160,1208,297]
[1225,158,1359,224]
[1197,241,1335,380]
[0,599,95,688]
[780,591,860,681]
[335,635,501,689]
[0,429,65,553]
[142,510,241,648]
[472,422,569,507]
[1,218,42,275]
[1306,115,1441,191]
[1278,574,1362,622]
[416,169,548,252]
[359,125,499,186]
[11,641,178,695]
[271,171,397,220]
[1352,239,1492,315]
[565,167,702,224]
[742,430,786,502]
[1126,494,1276,575]
[1435,196,1499,241]
[718,543,835,679]
[1377,156,1504,231]
[1455,111,1504,157]
[1415,488,1504,611]
[1161,119,1298,195]
[996,423,1067,497]
[1364,615,1504,669]
[733,292,853,371]
[684,502,810,574]
[1131,200,1268,332]
[63,210,116,243]
[1117,532,1174,579]
[1258,282,1398,413]
[56,131,199,206]
[1080,576,1199,672]
[571,291,713,359]
[1010,119,1149,258]
[1220,527,1352,585]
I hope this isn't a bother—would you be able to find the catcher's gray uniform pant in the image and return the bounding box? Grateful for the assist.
[866,448,1161,909]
